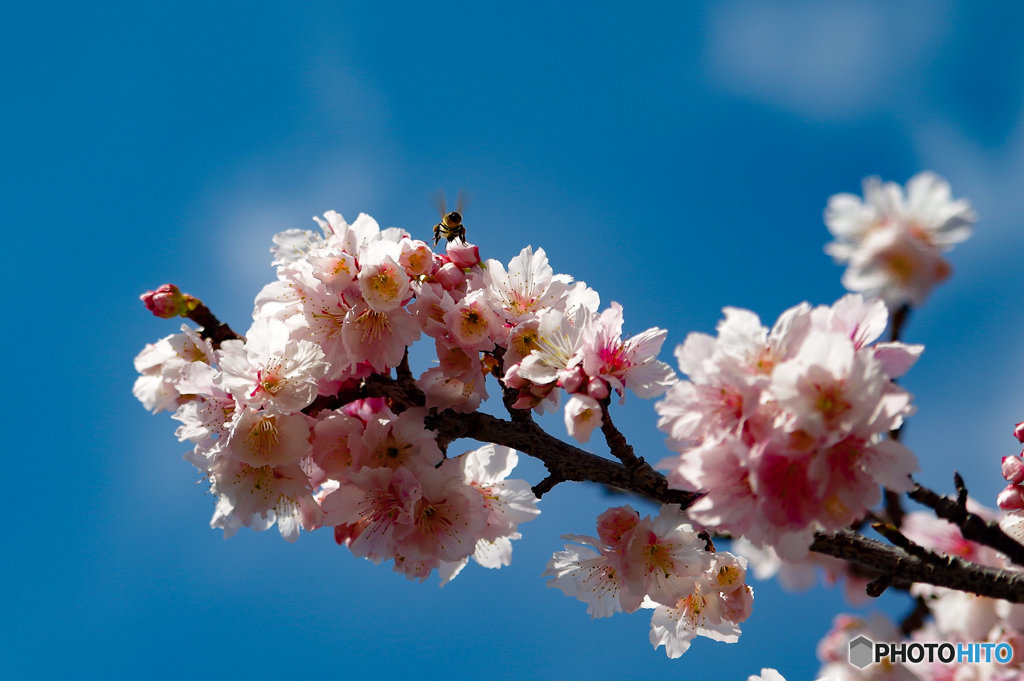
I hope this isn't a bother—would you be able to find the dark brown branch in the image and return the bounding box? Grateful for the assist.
[532,474,564,499]
[871,523,934,561]
[883,489,906,527]
[882,303,911,526]
[396,348,414,383]
[909,478,1024,566]
[866,574,894,597]
[600,399,642,469]
[810,529,1024,602]
[488,347,533,424]
[363,373,427,413]
[185,301,241,348]
[424,408,700,507]
[890,304,911,343]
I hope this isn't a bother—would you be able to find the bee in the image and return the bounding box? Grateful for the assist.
[432,190,469,246]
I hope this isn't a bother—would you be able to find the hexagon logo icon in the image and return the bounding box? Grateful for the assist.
[849,635,874,669]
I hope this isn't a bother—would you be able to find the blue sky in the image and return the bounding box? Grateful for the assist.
[6,2,1024,679]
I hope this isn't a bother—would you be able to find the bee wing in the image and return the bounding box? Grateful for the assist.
[431,189,447,218]
[455,189,473,215]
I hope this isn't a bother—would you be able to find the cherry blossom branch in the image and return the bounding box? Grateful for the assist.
[421,404,1024,601]
[599,399,642,469]
[302,365,1024,601]
[186,302,241,348]
[889,304,911,343]
[489,348,534,425]
[909,475,1024,566]
[809,529,1024,603]
[423,407,700,506]
[140,284,242,348]
[145,293,1024,605]
[882,303,912,526]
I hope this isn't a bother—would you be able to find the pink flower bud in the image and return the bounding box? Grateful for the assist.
[998,484,1024,511]
[560,366,586,394]
[140,284,191,318]
[1003,456,1024,484]
[1014,422,1024,444]
[341,397,390,421]
[446,241,481,269]
[587,377,610,400]
[434,262,466,290]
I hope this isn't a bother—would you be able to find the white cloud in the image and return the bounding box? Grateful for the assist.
[705,1,947,119]
[915,119,1024,260]
[207,159,385,309]
[192,41,404,313]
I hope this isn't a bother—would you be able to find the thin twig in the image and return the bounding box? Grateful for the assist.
[890,304,911,343]
[532,474,564,499]
[185,301,241,348]
[882,303,911,526]
[871,523,934,561]
[599,399,642,469]
[899,597,931,636]
[909,477,1024,567]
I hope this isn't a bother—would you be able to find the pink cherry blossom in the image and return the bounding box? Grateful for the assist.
[444,290,503,350]
[349,408,444,474]
[133,326,217,413]
[564,394,603,443]
[398,238,435,276]
[657,295,919,559]
[341,301,420,372]
[544,504,736,654]
[581,302,675,402]
[483,246,572,323]
[358,250,411,312]
[209,459,318,543]
[824,172,975,308]
[218,318,329,413]
[223,408,312,468]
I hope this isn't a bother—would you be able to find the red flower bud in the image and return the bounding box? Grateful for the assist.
[140,284,191,318]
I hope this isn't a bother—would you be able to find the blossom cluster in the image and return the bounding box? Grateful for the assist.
[656,294,922,559]
[824,172,975,309]
[134,210,674,583]
[132,169,987,666]
[544,505,753,658]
